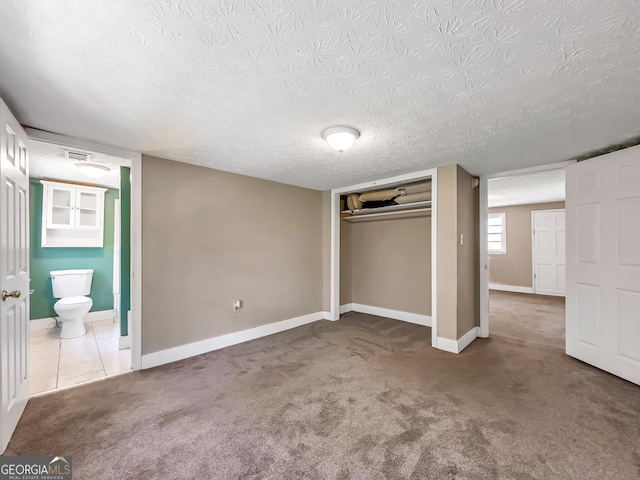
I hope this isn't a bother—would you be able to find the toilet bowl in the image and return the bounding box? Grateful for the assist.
[50,269,94,339]
[54,296,93,338]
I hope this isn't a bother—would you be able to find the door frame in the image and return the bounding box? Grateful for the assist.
[330,167,438,348]
[25,129,143,371]
[531,208,566,296]
[479,161,575,338]
[113,198,121,330]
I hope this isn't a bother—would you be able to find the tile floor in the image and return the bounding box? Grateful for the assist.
[30,319,131,396]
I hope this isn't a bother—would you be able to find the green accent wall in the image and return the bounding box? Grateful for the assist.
[29,179,119,320]
[120,167,131,337]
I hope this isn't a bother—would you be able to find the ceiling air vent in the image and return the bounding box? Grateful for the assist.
[65,150,92,162]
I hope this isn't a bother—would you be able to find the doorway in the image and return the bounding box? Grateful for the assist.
[479,162,574,338]
[1,102,141,452]
[27,138,133,396]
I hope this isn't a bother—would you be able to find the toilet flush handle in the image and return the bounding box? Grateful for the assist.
[2,290,21,301]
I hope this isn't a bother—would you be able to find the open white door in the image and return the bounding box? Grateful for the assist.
[0,99,30,452]
[113,198,121,326]
[532,209,566,295]
[566,146,640,386]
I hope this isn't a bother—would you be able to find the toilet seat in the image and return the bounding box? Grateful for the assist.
[55,296,92,306]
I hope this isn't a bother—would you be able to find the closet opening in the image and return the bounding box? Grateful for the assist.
[330,168,438,347]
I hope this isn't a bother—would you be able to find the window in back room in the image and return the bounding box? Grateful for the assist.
[488,212,506,254]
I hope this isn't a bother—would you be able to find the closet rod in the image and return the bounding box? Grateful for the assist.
[342,207,431,222]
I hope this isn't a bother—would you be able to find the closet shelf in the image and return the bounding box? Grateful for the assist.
[341,201,432,222]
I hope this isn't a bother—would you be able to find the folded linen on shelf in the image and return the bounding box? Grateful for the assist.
[394,191,431,204]
[347,193,363,211]
[358,189,397,202]
[395,181,431,196]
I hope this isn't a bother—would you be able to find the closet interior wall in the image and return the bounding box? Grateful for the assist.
[339,180,432,317]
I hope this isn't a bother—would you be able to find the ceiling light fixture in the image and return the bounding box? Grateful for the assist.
[75,162,111,179]
[322,126,360,152]
[67,150,111,179]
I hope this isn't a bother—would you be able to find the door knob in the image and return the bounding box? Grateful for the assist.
[1,290,21,301]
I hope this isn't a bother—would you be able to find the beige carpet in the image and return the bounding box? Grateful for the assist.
[5,292,640,479]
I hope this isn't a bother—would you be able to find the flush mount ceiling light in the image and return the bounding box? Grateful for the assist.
[67,150,111,179]
[322,126,360,152]
[76,162,111,179]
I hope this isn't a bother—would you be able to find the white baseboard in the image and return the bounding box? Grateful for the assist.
[489,284,534,294]
[85,310,115,323]
[30,310,115,331]
[119,335,130,350]
[347,303,431,327]
[119,310,131,350]
[339,303,353,314]
[436,326,480,354]
[141,311,325,370]
[30,317,59,331]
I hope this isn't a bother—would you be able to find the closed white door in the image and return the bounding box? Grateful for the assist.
[0,99,30,452]
[533,210,566,295]
[566,145,640,386]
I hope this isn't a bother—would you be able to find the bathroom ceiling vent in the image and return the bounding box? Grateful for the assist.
[65,150,92,162]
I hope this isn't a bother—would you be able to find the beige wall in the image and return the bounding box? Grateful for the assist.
[488,201,565,288]
[141,155,324,355]
[344,215,431,315]
[436,165,458,340]
[436,165,480,341]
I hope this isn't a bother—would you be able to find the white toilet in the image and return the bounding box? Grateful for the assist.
[50,269,94,339]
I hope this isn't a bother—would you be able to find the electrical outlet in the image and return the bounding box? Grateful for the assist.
[233,300,242,312]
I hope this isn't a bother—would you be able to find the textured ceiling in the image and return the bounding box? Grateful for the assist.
[1,1,639,190]
[488,168,565,207]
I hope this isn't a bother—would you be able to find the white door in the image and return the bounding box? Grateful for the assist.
[566,145,640,386]
[533,210,566,295]
[0,99,30,452]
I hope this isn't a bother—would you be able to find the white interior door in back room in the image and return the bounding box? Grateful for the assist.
[532,209,566,296]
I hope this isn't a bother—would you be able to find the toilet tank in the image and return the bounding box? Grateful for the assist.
[50,269,94,298]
